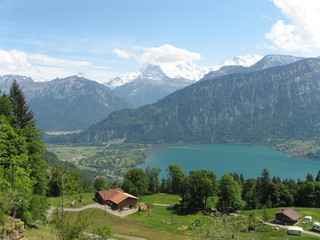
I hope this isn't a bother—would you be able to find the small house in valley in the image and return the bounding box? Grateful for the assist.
[95,188,139,211]
[275,209,302,225]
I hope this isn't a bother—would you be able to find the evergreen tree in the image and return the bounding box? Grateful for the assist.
[315,170,320,182]
[242,178,258,209]
[0,93,13,120]
[0,82,48,222]
[9,79,34,128]
[256,169,272,207]
[306,172,314,182]
[160,178,167,193]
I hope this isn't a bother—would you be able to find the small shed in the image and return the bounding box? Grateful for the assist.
[275,209,302,225]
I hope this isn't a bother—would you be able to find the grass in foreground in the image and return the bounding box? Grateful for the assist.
[43,194,320,240]
[67,208,186,240]
[140,193,180,205]
[48,192,96,209]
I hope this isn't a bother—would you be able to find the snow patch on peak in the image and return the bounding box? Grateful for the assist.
[77,72,89,79]
[221,54,263,67]
[105,54,263,88]
[159,60,218,81]
[106,71,140,89]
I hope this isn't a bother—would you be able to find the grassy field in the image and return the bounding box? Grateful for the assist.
[46,145,100,162]
[27,194,320,239]
[48,192,96,208]
[140,193,181,205]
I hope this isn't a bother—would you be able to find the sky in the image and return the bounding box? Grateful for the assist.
[0,0,319,82]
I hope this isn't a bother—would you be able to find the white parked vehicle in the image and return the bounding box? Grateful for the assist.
[313,222,320,232]
[305,216,313,222]
[287,226,303,236]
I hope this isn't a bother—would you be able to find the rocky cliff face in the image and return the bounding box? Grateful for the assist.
[78,58,320,144]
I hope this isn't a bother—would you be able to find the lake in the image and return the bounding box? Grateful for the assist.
[139,145,320,180]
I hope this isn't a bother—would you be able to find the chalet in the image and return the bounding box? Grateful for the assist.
[275,209,302,225]
[95,188,139,211]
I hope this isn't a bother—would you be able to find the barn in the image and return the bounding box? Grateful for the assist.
[275,209,302,225]
[95,188,139,211]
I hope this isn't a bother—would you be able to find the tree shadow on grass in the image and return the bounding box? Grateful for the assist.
[167,205,199,216]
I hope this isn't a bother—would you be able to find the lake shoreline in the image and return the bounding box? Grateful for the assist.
[138,144,320,180]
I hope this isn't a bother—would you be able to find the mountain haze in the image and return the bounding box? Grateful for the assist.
[77,58,320,144]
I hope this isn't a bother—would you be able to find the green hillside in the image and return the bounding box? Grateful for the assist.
[74,58,320,145]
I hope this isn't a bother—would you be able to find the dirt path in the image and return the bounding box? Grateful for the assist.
[264,222,320,238]
[152,203,171,207]
[52,203,138,217]
[83,232,147,240]
[49,205,145,239]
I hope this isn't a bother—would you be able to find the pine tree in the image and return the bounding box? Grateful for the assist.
[9,79,34,128]
[316,170,320,182]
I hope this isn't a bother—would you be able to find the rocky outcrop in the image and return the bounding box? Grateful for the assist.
[0,219,25,240]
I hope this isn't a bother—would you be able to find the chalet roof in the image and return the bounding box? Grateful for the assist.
[109,192,139,204]
[275,209,302,221]
[97,188,139,204]
[97,188,123,201]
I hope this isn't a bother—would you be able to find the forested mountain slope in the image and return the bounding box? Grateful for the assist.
[76,58,320,144]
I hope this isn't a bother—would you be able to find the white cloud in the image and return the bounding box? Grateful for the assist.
[266,0,320,52]
[221,54,263,67]
[113,44,202,65]
[0,49,32,70]
[0,49,116,82]
[28,54,91,67]
[113,49,135,59]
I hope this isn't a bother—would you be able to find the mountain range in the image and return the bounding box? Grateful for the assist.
[0,75,131,131]
[74,58,320,145]
[109,54,302,107]
[0,54,307,133]
[113,65,194,107]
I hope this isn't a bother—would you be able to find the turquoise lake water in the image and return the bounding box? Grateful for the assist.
[139,145,320,180]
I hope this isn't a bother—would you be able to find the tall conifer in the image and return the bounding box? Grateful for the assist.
[9,79,34,128]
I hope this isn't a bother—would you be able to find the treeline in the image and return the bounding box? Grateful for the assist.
[0,80,48,223]
[0,80,94,225]
[106,164,320,212]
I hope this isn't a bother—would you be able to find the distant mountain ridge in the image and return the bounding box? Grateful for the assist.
[75,58,320,145]
[113,65,194,107]
[0,75,131,131]
[104,56,263,89]
[107,54,302,107]
[202,54,303,80]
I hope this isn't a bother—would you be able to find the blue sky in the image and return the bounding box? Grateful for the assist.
[0,0,319,81]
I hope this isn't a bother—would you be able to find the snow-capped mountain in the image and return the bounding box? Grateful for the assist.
[113,64,194,107]
[104,54,263,89]
[158,60,218,81]
[220,54,263,67]
[104,54,265,107]
[249,54,304,71]
[202,54,304,80]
